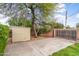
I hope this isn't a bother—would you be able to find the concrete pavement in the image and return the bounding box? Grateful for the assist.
[4,38,75,56]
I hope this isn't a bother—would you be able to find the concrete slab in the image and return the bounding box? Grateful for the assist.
[4,38,75,56]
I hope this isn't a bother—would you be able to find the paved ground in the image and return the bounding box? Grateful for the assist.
[4,38,75,56]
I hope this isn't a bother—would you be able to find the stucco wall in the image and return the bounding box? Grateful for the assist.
[11,26,30,42]
[40,31,54,37]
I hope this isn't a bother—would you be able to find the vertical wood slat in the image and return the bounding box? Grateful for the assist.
[54,29,77,40]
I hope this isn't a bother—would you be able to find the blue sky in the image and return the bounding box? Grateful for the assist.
[65,3,79,27]
[65,3,79,16]
[55,3,79,27]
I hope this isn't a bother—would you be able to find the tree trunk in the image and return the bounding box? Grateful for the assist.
[31,5,38,38]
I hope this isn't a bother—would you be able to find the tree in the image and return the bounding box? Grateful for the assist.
[0,3,57,37]
[37,21,64,35]
[76,23,79,29]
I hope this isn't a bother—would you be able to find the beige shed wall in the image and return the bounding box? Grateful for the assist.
[11,26,30,42]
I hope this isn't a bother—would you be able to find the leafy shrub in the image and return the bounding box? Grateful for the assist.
[0,24,9,55]
[8,18,32,27]
[76,23,79,29]
[54,22,64,29]
[37,25,51,35]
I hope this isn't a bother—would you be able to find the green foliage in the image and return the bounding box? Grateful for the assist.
[0,3,57,37]
[8,18,32,27]
[37,3,57,17]
[54,22,64,29]
[37,25,51,35]
[44,21,64,29]
[66,25,71,29]
[37,21,64,35]
[76,23,79,29]
[0,24,9,55]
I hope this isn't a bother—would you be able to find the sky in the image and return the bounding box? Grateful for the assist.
[0,14,9,25]
[55,3,79,27]
[0,3,79,27]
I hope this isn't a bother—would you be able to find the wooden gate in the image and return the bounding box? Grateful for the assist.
[54,29,78,40]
